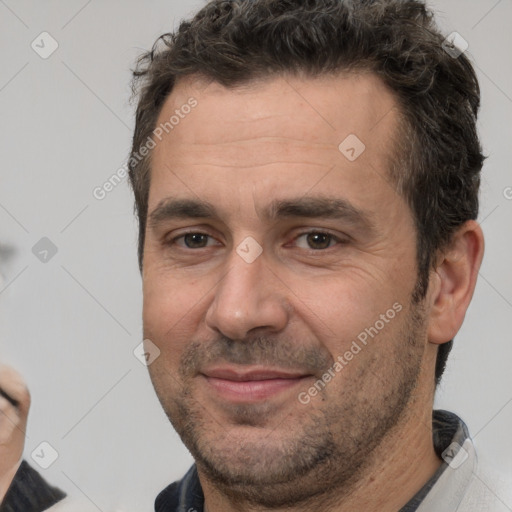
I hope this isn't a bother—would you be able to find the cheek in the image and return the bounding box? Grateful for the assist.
[142,269,210,356]
[291,272,394,345]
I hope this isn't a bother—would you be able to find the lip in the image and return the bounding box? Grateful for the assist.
[201,366,311,403]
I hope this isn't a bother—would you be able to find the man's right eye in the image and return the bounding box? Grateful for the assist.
[171,232,218,249]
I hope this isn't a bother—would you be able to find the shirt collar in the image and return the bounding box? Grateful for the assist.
[413,410,476,512]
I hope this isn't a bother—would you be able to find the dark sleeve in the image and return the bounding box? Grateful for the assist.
[0,460,66,512]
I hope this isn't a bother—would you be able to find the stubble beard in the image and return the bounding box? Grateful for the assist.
[150,303,427,509]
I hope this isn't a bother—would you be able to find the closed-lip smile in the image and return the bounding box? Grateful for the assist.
[200,366,311,402]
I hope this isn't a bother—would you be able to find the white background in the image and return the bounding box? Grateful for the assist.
[0,1,511,510]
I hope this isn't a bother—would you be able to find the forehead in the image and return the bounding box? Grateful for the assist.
[157,72,399,145]
[149,72,402,216]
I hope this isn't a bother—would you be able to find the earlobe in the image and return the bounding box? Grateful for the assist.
[427,220,485,345]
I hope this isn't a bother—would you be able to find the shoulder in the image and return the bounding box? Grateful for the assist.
[457,464,512,512]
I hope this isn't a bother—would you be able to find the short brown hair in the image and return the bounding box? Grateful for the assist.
[128,0,484,384]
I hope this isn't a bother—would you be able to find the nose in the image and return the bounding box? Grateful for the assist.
[205,245,290,341]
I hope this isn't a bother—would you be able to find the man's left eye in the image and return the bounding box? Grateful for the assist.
[294,232,341,250]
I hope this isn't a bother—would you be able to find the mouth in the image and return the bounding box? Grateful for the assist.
[200,366,312,403]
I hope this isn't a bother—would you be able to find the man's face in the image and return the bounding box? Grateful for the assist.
[142,73,430,505]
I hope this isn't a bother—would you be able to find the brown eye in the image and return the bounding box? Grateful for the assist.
[182,233,210,248]
[296,231,339,251]
[307,233,332,249]
[175,233,210,249]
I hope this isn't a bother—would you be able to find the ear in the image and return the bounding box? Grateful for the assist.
[427,220,485,345]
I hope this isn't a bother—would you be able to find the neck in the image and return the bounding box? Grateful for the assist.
[333,405,442,511]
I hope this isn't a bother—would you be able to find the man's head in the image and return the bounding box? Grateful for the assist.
[129,0,484,386]
[129,0,484,507]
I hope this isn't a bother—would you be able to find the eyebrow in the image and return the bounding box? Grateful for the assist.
[148,196,374,232]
